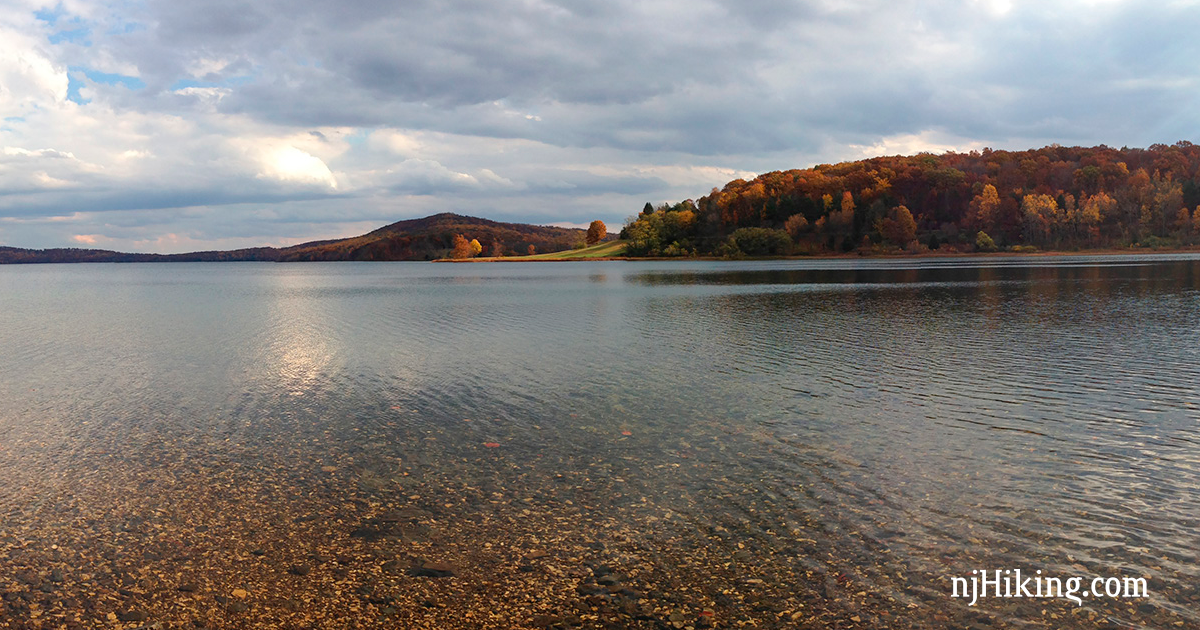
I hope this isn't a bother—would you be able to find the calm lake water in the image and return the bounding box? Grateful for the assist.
[1,256,1198,628]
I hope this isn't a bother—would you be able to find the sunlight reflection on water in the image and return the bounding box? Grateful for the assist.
[0,255,1198,626]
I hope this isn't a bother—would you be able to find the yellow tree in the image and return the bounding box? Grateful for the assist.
[1080,192,1115,246]
[1021,194,1059,247]
[969,184,1001,232]
[469,239,483,257]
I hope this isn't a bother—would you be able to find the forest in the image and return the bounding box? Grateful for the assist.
[620,142,1200,256]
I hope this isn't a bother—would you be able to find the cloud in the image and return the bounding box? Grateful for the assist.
[0,0,1198,251]
[4,146,78,159]
[0,22,68,117]
[544,221,592,230]
[848,131,987,160]
[259,146,338,189]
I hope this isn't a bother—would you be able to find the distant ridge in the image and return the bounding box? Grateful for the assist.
[0,213,592,263]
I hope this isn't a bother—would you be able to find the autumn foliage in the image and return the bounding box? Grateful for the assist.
[450,234,473,259]
[275,213,586,261]
[586,220,607,246]
[447,237,483,258]
[622,142,1200,256]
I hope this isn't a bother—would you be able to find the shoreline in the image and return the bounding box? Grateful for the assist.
[434,245,1200,263]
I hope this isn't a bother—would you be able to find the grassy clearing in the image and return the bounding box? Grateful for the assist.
[448,240,628,262]
[520,240,627,259]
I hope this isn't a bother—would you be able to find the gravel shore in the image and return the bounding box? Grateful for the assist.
[0,409,1178,629]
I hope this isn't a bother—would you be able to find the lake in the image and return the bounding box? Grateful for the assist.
[1,256,1198,629]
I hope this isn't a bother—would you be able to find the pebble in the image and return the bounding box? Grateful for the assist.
[413,561,455,578]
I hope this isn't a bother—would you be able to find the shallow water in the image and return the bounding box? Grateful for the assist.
[1,256,1198,628]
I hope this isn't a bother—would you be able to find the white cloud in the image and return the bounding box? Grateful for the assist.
[974,0,1015,16]
[4,146,77,159]
[34,171,76,188]
[173,86,231,103]
[848,131,987,160]
[368,129,424,156]
[258,146,338,189]
[0,27,68,117]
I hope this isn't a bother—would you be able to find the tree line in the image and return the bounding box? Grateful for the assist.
[620,142,1200,256]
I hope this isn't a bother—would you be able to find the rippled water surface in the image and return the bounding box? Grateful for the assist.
[1,256,1198,628]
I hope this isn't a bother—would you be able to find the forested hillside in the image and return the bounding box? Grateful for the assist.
[276,213,587,261]
[622,142,1200,256]
[0,213,589,263]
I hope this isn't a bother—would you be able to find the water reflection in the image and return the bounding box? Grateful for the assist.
[263,278,338,397]
[0,256,1198,627]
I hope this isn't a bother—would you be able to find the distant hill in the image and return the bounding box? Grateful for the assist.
[276,213,589,261]
[0,213,593,263]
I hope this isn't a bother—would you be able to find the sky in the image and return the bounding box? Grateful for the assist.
[1,0,1198,253]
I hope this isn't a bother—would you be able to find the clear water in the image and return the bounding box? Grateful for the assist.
[1,257,1198,628]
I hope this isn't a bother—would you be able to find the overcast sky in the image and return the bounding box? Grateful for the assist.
[1,0,1197,252]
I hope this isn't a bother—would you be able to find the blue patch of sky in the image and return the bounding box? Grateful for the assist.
[66,74,88,104]
[74,67,146,89]
[344,130,369,146]
[67,67,146,103]
[36,6,92,45]
[34,5,66,24]
[49,27,90,45]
